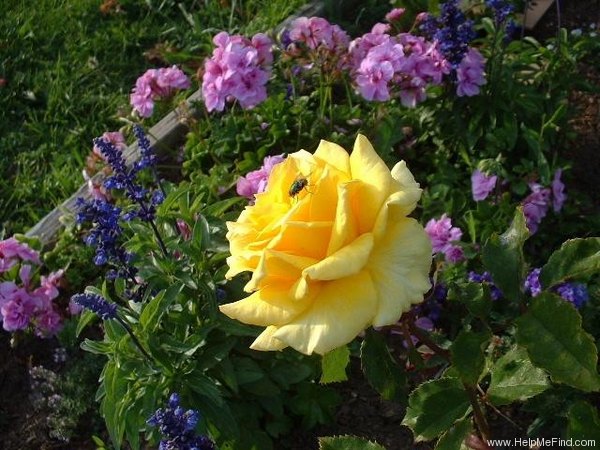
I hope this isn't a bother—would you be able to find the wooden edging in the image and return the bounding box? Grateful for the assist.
[26,89,202,246]
[524,0,556,30]
[25,0,325,247]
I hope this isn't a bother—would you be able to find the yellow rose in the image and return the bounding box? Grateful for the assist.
[220,135,432,355]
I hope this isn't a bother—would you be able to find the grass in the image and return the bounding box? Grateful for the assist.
[0,0,306,236]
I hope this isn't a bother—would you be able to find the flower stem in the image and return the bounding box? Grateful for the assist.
[116,316,154,363]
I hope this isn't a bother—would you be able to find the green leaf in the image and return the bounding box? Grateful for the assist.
[540,238,600,288]
[191,214,211,251]
[76,309,97,337]
[81,338,113,355]
[360,329,406,401]
[139,283,184,331]
[402,378,471,442]
[318,435,387,450]
[451,330,491,386]
[447,283,491,319]
[482,207,529,302]
[321,345,350,384]
[186,370,223,406]
[516,293,600,392]
[434,419,472,450]
[567,401,600,443]
[487,346,550,406]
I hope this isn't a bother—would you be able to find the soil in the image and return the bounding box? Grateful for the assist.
[1,3,599,450]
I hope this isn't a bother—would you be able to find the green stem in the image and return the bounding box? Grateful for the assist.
[116,316,154,363]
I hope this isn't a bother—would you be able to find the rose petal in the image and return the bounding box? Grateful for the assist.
[302,232,373,281]
[250,325,288,351]
[272,270,377,354]
[349,134,392,233]
[220,283,312,327]
[368,218,432,326]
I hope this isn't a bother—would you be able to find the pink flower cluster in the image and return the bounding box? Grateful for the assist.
[130,65,191,118]
[347,24,450,106]
[522,169,566,234]
[456,48,486,97]
[425,214,464,263]
[288,16,350,55]
[202,32,273,112]
[0,238,64,336]
[236,154,286,200]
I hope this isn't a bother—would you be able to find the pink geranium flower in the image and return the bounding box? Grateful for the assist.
[236,154,286,200]
[425,214,464,263]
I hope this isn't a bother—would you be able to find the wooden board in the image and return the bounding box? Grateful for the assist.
[524,0,556,29]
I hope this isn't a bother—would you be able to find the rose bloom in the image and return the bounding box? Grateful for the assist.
[220,135,432,355]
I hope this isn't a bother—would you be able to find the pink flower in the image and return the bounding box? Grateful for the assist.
[386,8,406,22]
[425,214,464,263]
[236,154,286,199]
[202,32,272,112]
[456,48,486,97]
[93,131,126,159]
[355,58,394,101]
[35,307,63,337]
[1,288,36,331]
[551,169,566,212]
[176,219,192,241]
[130,66,191,117]
[522,183,551,234]
[0,237,40,273]
[471,169,498,201]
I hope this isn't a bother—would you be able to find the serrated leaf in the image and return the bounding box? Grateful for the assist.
[318,435,386,450]
[451,330,491,386]
[540,238,600,288]
[567,401,600,442]
[321,345,350,384]
[516,293,600,392]
[487,346,550,405]
[482,208,529,302]
[435,419,472,450]
[360,329,406,401]
[402,378,471,442]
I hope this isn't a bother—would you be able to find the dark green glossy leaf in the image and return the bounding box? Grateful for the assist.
[567,400,600,443]
[447,283,491,318]
[402,378,471,442]
[361,329,406,402]
[487,346,550,406]
[540,238,600,288]
[451,330,491,386]
[434,418,472,450]
[516,293,600,392]
[482,207,529,302]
